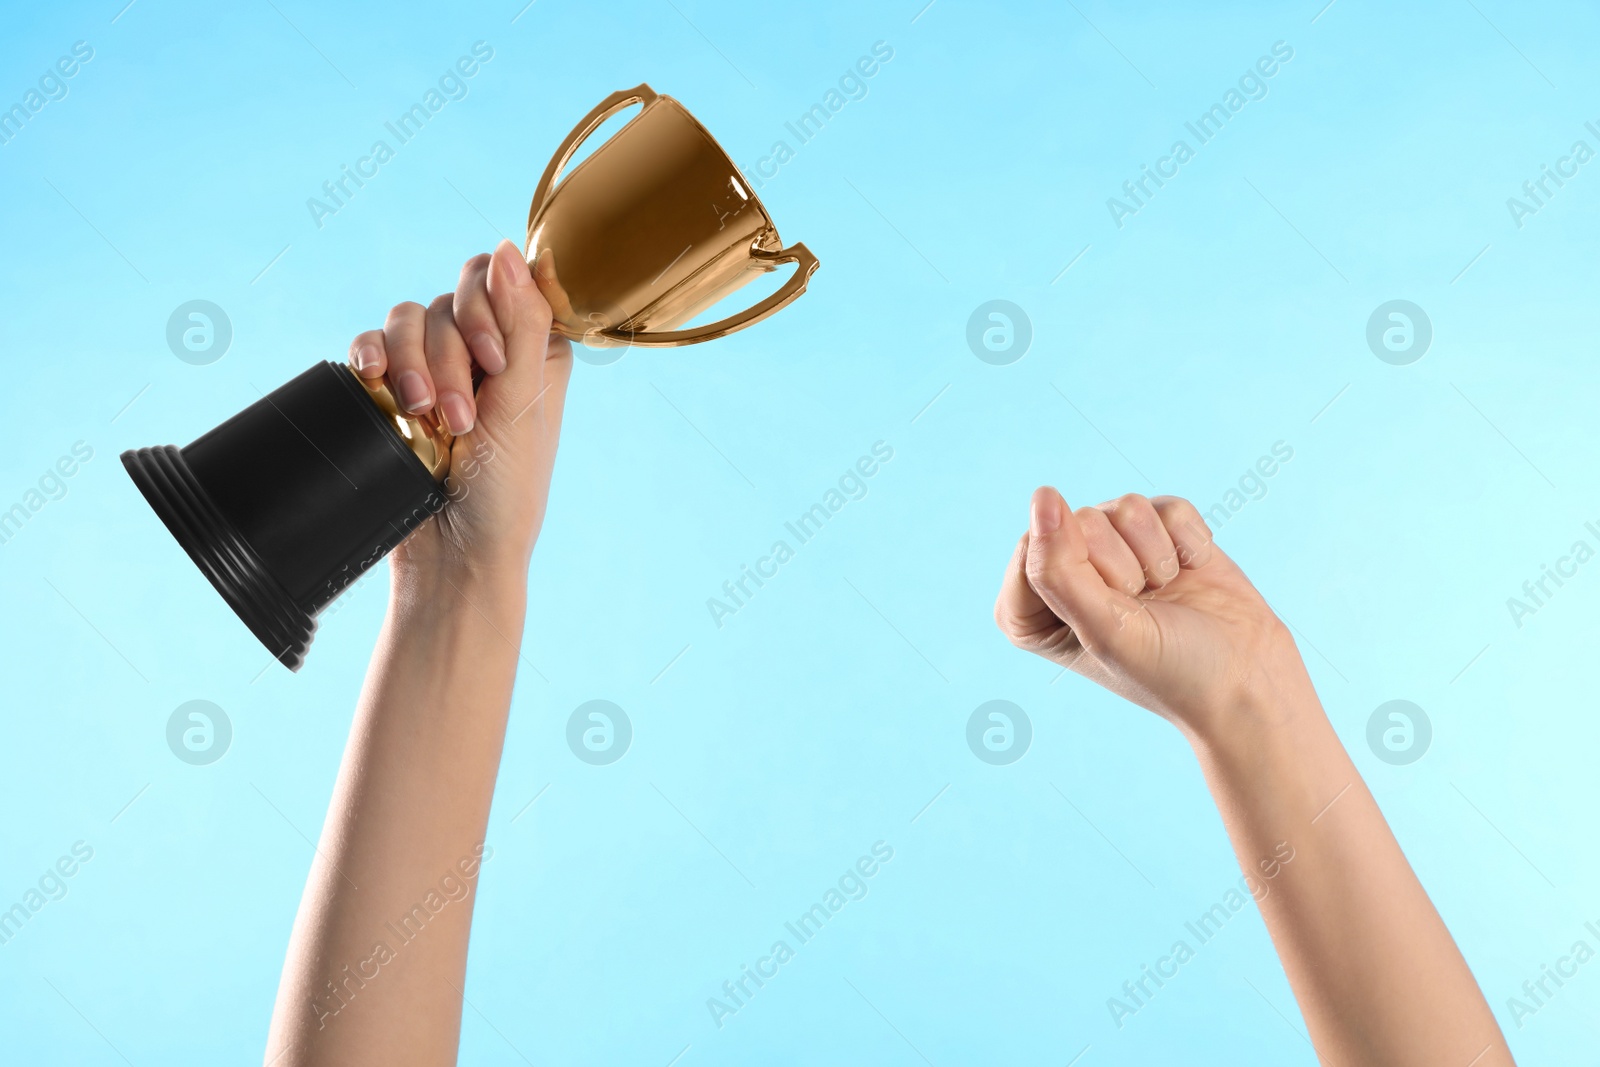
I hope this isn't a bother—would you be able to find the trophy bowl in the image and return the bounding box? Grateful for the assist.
[527,84,818,348]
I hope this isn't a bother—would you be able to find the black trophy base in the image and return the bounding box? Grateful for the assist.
[122,361,447,672]
[123,444,317,670]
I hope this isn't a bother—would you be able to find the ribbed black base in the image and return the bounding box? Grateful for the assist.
[122,444,316,671]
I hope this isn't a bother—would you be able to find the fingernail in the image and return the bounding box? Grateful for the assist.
[1030,488,1062,537]
[353,344,382,375]
[469,331,507,374]
[394,370,432,413]
[495,240,532,288]
[438,391,474,435]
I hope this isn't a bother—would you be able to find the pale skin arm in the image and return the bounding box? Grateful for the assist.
[995,488,1511,1067]
[264,241,573,1066]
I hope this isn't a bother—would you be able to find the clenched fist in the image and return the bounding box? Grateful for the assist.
[347,239,574,581]
[993,487,1315,741]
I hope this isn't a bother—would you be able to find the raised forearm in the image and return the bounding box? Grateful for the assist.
[1190,690,1511,1067]
[265,566,527,1066]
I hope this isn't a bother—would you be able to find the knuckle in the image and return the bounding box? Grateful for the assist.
[1113,492,1156,521]
[457,313,499,344]
[428,292,455,315]
[995,612,1039,653]
[993,600,1017,638]
[1114,499,1162,537]
[453,290,494,326]
[1023,554,1065,597]
[1155,496,1213,547]
[1021,553,1046,592]
[1075,506,1110,533]
[391,300,426,319]
[425,345,466,373]
[1154,495,1202,527]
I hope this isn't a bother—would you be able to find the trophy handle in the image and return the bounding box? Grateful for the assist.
[604,242,820,348]
[526,83,659,238]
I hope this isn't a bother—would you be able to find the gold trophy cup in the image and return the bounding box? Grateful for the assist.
[527,83,819,347]
[122,85,819,670]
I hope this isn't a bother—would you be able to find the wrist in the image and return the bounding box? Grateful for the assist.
[388,555,529,621]
[1179,673,1327,768]
[1184,684,1344,799]
[1168,620,1323,745]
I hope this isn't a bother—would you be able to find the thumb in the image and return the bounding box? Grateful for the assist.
[477,239,552,427]
[1023,486,1148,657]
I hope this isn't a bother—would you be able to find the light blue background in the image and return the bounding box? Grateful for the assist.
[3,0,1598,1062]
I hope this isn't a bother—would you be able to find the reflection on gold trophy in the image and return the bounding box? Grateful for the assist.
[121,84,820,670]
